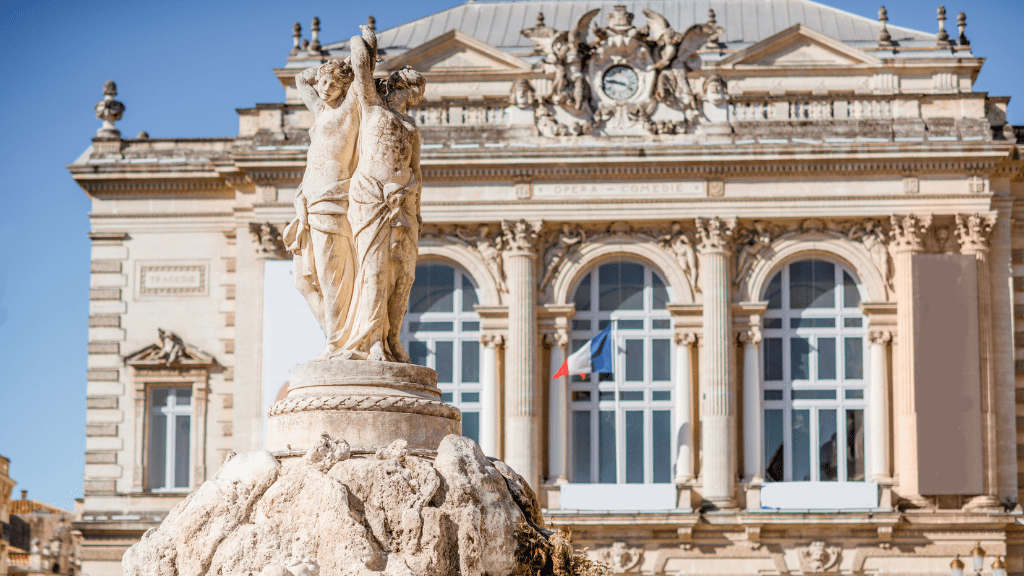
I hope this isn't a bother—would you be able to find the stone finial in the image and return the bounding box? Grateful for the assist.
[957,11,969,46]
[308,16,322,56]
[877,6,893,47]
[705,8,724,50]
[136,130,149,139]
[936,5,951,45]
[290,22,302,56]
[94,79,125,139]
[366,15,376,32]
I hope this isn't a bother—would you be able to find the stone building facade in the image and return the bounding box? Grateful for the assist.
[68,1,1024,575]
[6,495,80,576]
[0,456,15,576]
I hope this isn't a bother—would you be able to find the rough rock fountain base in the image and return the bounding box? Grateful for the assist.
[266,360,460,453]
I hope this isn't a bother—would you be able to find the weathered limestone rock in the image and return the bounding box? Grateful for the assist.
[123,435,600,576]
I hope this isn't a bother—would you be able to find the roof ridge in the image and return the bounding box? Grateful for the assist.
[794,0,934,39]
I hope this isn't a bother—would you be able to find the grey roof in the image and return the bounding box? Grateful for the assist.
[319,0,937,58]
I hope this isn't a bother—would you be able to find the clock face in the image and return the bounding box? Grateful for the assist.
[602,65,639,101]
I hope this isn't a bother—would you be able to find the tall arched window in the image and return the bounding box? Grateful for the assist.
[568,260,674,484]
[402,262,482,442]
[761,259,867,483]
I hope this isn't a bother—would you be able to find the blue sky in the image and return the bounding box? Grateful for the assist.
[0,0,1021,511]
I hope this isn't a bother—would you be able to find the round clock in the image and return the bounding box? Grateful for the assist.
[602,65,639,101]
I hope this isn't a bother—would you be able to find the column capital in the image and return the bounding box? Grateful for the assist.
[738,326,762,346]
[541,330,569,349]
[869,330,892,345]
[481,333,505,348]
[955,213,997,255]
[674,332,698,347]
[695,216,737,253]
[501,219,543,257]
[888,214,932,252]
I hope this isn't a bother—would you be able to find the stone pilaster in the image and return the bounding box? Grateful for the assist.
[956,213,1000,509]
[695,216,736,508]
[479,334,504,458]
[502,219,542,490]
[868,330,892,484]
[547,329,570,484]
[740,326,763,483]
[889,214,931,503]
[673,332,697,483]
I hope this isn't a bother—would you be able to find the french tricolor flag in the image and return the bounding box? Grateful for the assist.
[553,325,613,378]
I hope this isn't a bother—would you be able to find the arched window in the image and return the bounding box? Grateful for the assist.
[761,259,867,483]
[402,262,482,442]
[568,260,674,484]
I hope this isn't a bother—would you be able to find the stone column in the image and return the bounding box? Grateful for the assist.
[673,333,697,482]
[740,327,763,483]
[547,329,569,484]
[956,213,1000,509]
[889,214,931,503]
[502,219,541,490]
[479,334,503,458]
[868,330,892,483]
[695,217,736,508]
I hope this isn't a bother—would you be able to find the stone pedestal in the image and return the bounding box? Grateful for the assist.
[265,359,461,453]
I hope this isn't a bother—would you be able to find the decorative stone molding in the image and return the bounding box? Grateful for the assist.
[249,222,286,258]
[480,334,505,348]
[125,329,215,367]
[734,221,786,287]
[674,332,698,347]
[695,216,736,253]
[501,219,542,256]
[869,330,892,345]
[799,541,841,574]
[889,214,932,252]
[902,176,919,194]
[955,213,997,254]
[267,394,462,422]
[738,325,762,345]
[658,222,699,296]
[593,542,644,574]
[539,224,586,291]
[454,224,508,294]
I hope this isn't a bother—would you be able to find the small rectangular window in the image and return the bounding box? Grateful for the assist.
[792,389,836,400]
[625,411,644,483]
[441,392,454,402]
[599,411,617,483]
[461,392,480,403]
[763,389,784,401]
[843,272,860,308]
[764,338,783,380]
[792,409,811,482]
[409,341,429,367]
[572,320,591,332]
[844,389,864,400]
[791,338,810,380]
[652,410,672,483]
[598,391,615,401]
[617,319,644,330]
[619,391,643,401]
[817,337,836,380]
[409,321,454,332]
[435,341,454,383]
[652,274,670,309]
[625,340,644,381]
[844,337,864,379]
[791,318,835,329]
[843,318,862,328]
[461,341,480,383]
[572,411,591,482]
[462,412,480,443]
[147,386,191,491]
[652,339,670,381]
[846,409,865,481]
[461,275,478,312]
[765,274,783,309]
[571,391,591,402]
[652,319,671,330]
[573,275,592,311]
[461,321,480,332]
[818,409,838,481]
[764,409,784,482]
[652,390,671,401]
[598,319,612,330]
[764,318,783,329]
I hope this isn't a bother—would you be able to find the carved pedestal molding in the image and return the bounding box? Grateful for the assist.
[501,219,542,490]
[674,333,697,484]
[546,329,570,484]
[479,334,504,458]
[695,217,737,508]
[956,213,1000,509]
[889,214,931,504]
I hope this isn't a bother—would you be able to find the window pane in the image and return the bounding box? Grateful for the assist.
[461,341,480,383]
[572,411,591,482]
[764,318,782,329]
[652,319,671,330]
[617,319,643,330]
[619,391,643,401]
[652,410,672,483]
[573,320,591,331]
[844,389,864,400]
[462,321,480,332]
[174,388,192,406]
[174,415,190,488]
[844,337,863,379]
[846,409,865,481]
[461,275,479,312]
[147,402,167,490]
[461,392,479,403]
[462,412,480,443]
[410,264,455,313]
[817,338,836,380]
[791,338,810,380]
[441,392,453,402]
[793,409,811,481]
[843,318,862,328]
[764,390,783,401]
[790,261,834,309]
[843,272,861,308]
[598,263,620,311]
[435,341,453,383]
[599,411,617,483]
[764,338,783,381]
[791,318,835,329]
[409,341,429,367]
[764,409,784,482]
[651,273,669,309]
[598,391,615,401]
[599,262,645,311]
[818,410,837,481]
[574,274,591,311]
[625,411,644,483]
[151,388,170,411]
[765,273,782,309]
[652,390,671,401]
[409,321,454,332]
[625,339,644,381]
[572,391,591,401]
[620,262,645,310]
[652,339,670,381]
[792,389,836,400]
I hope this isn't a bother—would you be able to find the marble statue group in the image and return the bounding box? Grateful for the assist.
[283,25,426,363]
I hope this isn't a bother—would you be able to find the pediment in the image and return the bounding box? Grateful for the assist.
[126,329,214,367]
[382,29,531,73]
[720,24,878,68]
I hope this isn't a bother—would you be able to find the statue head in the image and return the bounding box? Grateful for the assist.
[385,66,426,111]
[314,59,353,106]
[703,75,727,107]
[509,79,536,109]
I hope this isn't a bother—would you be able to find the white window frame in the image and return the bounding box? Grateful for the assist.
[567,260,675,485]
[761,258,868,484]
[146,386,192,492]
[401,261,483,442]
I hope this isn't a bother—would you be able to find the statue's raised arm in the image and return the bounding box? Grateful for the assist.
[349,26,382,110]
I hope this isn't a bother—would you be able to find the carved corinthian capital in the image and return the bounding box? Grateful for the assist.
[888,214,932,252]
[501,219,542,256]
[695,217,736,253]
[955,213,997,254]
